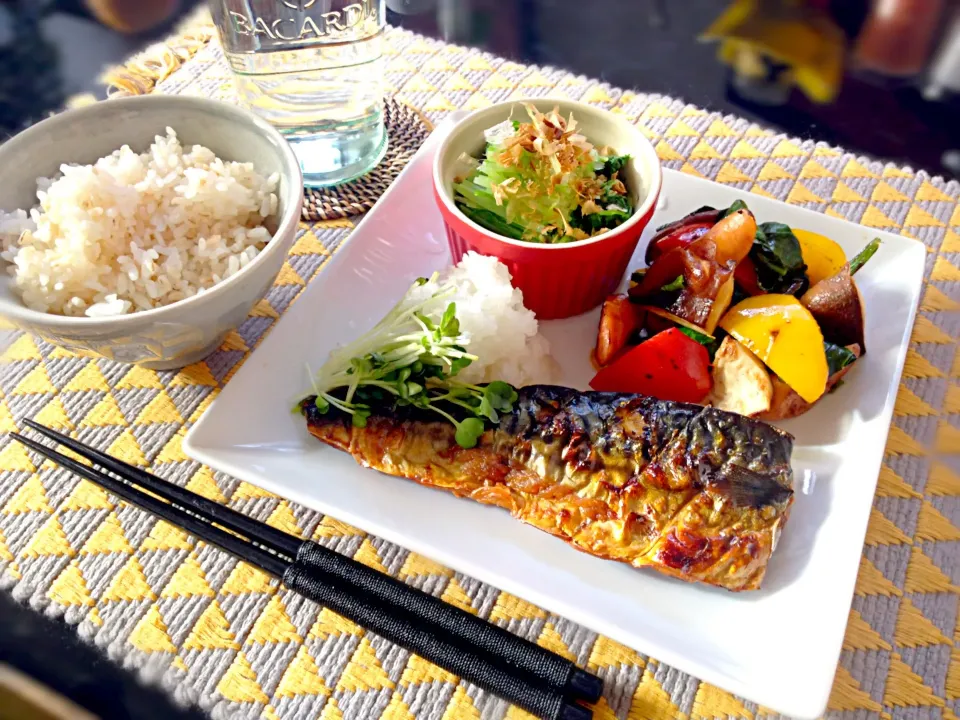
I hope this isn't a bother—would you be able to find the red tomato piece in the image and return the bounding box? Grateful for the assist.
[589,328,712,404]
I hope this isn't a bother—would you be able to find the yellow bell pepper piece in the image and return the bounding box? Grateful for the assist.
[793,229,847,285]
[719,295,828,404]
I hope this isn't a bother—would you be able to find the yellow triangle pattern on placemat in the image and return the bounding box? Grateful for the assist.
[128,605,177,654]
[927,463,960,495]
[439,578,475,615]
[865,507,912,545]
[877,469,919,500]
[439,685,480,720]
[275,645,329,698]
[904,546,957,594]
[102,555,155,603]
[246,594,302,645]
[843,608,891,651]
[62,363,109,393]
[309,607,363,641]
[829,665,883,712]
[140,519,192,552]
[220,561,275,596]
[21,514,73,558]
[217,651,269,704]
[340,638,396,692]
[536,623,576,662]
[3,474,50,514]
[894,597,952,647]
[629,665,679,720]
[400,652,456,687]
[489,592,547,623]
[691,683,754,719]
[884,654,945,708]
[80,512,132,555]
[47,562,94,608]
[588,635,645,670]
[2,23,958,720]
[183,601,237,651]
[161,554,215,599]
[398,552,454,579]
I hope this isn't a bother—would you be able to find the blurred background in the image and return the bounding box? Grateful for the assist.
[0,0,958,718]
[1,0,959,178]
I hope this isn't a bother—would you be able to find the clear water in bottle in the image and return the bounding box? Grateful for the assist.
[210,0,387,187]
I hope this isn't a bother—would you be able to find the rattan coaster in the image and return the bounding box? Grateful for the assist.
[302,99,433,221]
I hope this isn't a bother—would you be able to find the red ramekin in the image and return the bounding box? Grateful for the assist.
[433,98,663,320]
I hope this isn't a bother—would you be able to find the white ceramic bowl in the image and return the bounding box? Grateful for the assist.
[0,95,303,370]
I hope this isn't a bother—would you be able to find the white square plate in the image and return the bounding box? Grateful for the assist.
[184,117,925,719]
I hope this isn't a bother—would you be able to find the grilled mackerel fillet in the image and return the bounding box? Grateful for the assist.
[300,385,794,591]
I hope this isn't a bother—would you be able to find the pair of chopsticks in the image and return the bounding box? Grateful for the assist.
[13,421,602,720]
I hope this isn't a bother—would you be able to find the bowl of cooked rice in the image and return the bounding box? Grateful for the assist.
[0,94,303,369]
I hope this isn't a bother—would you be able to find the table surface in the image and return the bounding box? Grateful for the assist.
[0,6,959,720]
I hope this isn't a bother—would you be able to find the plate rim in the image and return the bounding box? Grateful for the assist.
[184,132,927,718]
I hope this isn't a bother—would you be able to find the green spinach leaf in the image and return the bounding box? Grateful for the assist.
[718,199,748,219]
[750,222,809,295]
[602,154,630,176]
[824,341,857,377]
[569,206,632,234]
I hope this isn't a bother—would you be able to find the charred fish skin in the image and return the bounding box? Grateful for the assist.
[300,386,794,591]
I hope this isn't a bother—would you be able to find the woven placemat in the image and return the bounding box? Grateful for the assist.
[6,11,959,720]
[302,99,432,221]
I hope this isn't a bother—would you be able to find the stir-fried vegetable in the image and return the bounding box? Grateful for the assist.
[800,239,878,354]
[708,336,773,417]
[850,238,880,274]
[793,229,847,285]
[630,207,757,329]
[719,294,828,404]
[303,275,517,449]
[594,198,878,418]
[760,344,861,421]
[452,104,633,243]
[595,295,644,366]
[824,341,858,376]
[590,328,712,403]
[748,222,809,295]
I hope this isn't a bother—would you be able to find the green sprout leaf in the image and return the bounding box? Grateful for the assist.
[485,381,518,411]
[440,302,460,338]
[351,411,370,428]
[455,418,486,449]
[301,274,520,449]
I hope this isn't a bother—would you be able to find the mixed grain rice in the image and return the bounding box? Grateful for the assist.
[0,128,279,317]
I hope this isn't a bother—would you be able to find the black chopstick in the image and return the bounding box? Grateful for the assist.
[14,425,603,720]
[23,421,602,708]
[23,420,301,558]
[13,432,291,577]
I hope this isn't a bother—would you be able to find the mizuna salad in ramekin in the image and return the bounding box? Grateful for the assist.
[433,98,662,320]
[452,105,635,244]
